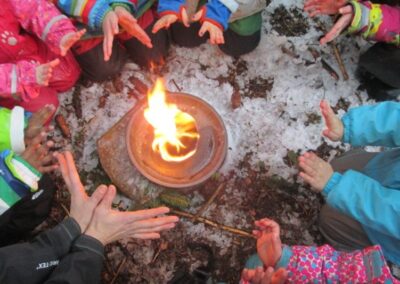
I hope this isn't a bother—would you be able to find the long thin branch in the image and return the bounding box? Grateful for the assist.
[193,182,226,221]
[171,209,255,239]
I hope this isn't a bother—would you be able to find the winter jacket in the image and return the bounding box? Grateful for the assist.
[0,217,104,284]
[323,102,400,265]
[158,0,265,31]
[347,1,400,46]
[55,0,156,31]
[245,244,399,283]
[0,0,78,102]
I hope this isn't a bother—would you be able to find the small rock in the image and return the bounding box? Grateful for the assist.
[231,91,241,109]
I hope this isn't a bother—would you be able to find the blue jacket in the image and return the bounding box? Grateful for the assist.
[323,102,400,264]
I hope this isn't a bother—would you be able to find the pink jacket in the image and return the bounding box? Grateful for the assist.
[0,0,78,102]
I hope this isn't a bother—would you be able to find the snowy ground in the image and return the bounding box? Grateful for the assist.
[43,0,400,282]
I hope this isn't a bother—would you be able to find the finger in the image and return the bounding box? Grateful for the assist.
[253,267,265,283]
[181,8,190,27]
[103,26,114,61]
[339,5,352,14]
[64,151,84,191]
[49,58,60,68]
[129,216,179,229]
[299,161,316,176]
[39,164,59,173]
[272,268,288,284]
[99,185,116,209]
[192,9,203,22]
[56,152,72,187]
[320,15,349,45]
[130,222,176,234]
[262,267,274,284]
[198,24,208,37]
[152,19,165,33]
[88,185,108,207]
[299,171,316,185]
[127,207,171,221]
[131,232,160,239]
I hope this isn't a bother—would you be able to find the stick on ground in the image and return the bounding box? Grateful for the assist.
[172,209,255,239]
[193,182,226,222]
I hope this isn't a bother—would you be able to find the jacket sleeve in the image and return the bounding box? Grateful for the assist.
[0,107,29,154]
[0,218,81,284]
[157,0,185,18]
[9,0,76,55]
[56,0,112,31]
[341,102,400,147]
[0,61,42,103]
[201,0,234,30]
[44,235,104,284]
[347,1,400,46]
[323,170,400,239]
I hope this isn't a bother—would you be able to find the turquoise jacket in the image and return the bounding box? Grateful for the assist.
[323,102,400,265]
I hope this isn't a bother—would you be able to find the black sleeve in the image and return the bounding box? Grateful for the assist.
[44,235,104,284]
[0,218,81,284]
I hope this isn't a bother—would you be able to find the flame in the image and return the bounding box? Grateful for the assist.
[144,79,199,162]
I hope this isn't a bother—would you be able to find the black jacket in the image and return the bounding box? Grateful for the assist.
[0,218,104,284]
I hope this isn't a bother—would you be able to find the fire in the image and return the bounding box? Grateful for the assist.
[144,79,200,162]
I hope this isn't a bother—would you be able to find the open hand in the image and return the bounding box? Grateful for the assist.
[320,100,344,141]
[304,0,347,17]
[25,105,56,145]
[21,130,58,173]
[192,9,224,45]
[241,267,288,284]
[152,7,190,33]
[114,6,152,48]
[253,218,282,268]
[36,59,60,86]
[103,11,119,61]
[320,5,353,45]
[56,151,108,232]
[59,29,86,56]
[298,152,334,192]
[84,186,179,245]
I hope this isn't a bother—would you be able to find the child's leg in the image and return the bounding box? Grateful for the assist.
[319,205,372,251]
[0,87,59,113]
[170,22,208,47]
[122,9,170,68]
[73,38,128,82]
[359,43,400,89]
[0,174,56,247]
[219,12,262,57]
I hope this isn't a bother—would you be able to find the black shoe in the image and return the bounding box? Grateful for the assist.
[358,69,400,101]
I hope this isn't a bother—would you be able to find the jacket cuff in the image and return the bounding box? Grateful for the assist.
[10,106,26,155]
[275,245,293,269]
[42,15,76,54]
[16,61,40,102]
[341,114,351,143]
[347,1,369,35]
[157,0,184,16]
[61,218,82,240]
[219,0,239,13]
[89,0,112,30]
[202,0,232,30]
[74,235,105,259]
[111,1,135,13]
[322,172,343,197]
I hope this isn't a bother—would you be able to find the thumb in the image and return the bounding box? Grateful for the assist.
[181,7,190,27]
[339,5,352,14]
[192,9,203,22]
[99,185,116,210]
[271,268,288,284]
[49,58,60,68]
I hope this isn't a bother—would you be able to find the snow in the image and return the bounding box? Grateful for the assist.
[53,1,400,281]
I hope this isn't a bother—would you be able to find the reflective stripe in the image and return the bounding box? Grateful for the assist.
[0,198,10,215]
[219,0,239,12]
[10,106,26,155]
[11,64,17,94]
[41,15,68,41]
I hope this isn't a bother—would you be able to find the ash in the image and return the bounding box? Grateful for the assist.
[41,0,400,282]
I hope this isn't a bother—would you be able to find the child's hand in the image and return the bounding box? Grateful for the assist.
[320,100,344,141]
[36,59,60,86]
[241,267,288,284]
[21,130,58,173]
[253,218,282,268]
[298,152,334,192]
[59,29,86,56]
[304,0,347,17]
[192,9,225,45]
[103,11,119,61]
[25,105,56,145]
[320,5,353,45]
[56,151,108,232]
[152,7,190,33]
[114,6,152,48]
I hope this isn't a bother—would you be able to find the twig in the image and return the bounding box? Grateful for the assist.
[171,209,255,239]
[313,18,349,80]
[193,183,226,221]
[110,257,127,284]
[60,203,70,216]
[171,79,182,92]
[321,59,339,81]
